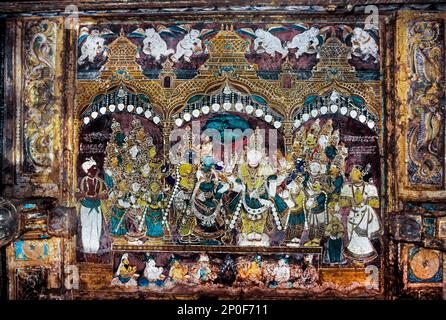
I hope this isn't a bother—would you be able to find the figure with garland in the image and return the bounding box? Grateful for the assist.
[228,129,288,246]
[190,156,230,244]
[340,165,382,264]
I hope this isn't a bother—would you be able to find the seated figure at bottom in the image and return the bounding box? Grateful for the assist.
[111,253,139,287]
[138,253,165,287]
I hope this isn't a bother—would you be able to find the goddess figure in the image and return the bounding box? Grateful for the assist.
[340,165,382,264]
[191,157,230,244]
[143,180,166,241]
[123,182,147,244]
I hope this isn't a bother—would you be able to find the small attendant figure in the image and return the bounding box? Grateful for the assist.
[139,253,165,287]
[324,213,344,265]
[269,256,292,288]
[76,157,108,254]
[237,255,264,286]
[190,253,217,285]
[167,255,190,284]
[111,253,139,287]
[301,255,319,288]
[216,255,237,286]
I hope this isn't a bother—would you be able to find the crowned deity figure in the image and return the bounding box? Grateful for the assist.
[123,181,147,244]
[190,157,230,244]
[303,161,328,247]
[142,180,167,242]
[283,174,306,247]
[228,129,288,246]
[340,165,382,264]
[175,163,199,244]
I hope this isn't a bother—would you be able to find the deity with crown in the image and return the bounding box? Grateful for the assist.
[190,156,230,244]
[228,127,288,247]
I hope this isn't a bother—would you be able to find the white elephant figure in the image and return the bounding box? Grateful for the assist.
[171,29,203,63]
[142,28,174,61]
[350,27,379,63]
[254,29,288,58]
[78,29,107,65]
[286,27,320,59]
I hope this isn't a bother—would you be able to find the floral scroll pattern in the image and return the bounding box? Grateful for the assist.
[23,20,58,174]
[407,21,445,186]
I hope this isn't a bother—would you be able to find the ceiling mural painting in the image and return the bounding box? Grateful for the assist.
[76,21,380,81]
[71,17,383,297]
[1,4,446,302]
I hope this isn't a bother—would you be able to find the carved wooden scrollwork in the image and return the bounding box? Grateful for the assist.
[396,12,446,199]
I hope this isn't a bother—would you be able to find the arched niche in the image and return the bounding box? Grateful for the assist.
[77,113,164,182]
[78,84,163,127]
[170,83,286,164]
[290,89,382,267]
[172,111,286,165]
[172,83,285,130]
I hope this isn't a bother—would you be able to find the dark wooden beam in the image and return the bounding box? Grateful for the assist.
[0,0,443,14]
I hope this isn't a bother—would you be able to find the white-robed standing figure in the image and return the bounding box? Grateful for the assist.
[340,165,382,263]
[76,157,107,254]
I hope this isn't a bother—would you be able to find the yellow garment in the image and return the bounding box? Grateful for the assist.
[240,163,263,190]
[171,262,188,281]
[241,211,267,234]
[239,262,262,281]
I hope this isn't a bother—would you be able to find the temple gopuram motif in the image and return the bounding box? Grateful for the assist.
[0,0,446,301]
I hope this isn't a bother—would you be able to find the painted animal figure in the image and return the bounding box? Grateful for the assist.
[254,29,288,58]
[350,27,379,63]
[172,29,203,63]
[142,28,174,61]
[78,28,111,65]
[286,27,320,59]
